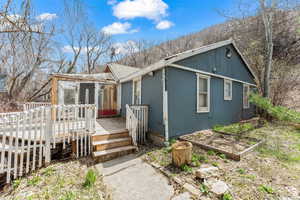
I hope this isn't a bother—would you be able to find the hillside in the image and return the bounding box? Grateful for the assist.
[118,10,300,68]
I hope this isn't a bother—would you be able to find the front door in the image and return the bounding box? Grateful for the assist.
[98,84,117,117]
[79,83,95,105]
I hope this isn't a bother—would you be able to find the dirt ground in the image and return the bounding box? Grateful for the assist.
[142,123,300,200]
[0,158,112,200]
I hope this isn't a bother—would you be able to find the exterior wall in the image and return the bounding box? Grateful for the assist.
[120,70,164,135]
[175,44,256,85]
[141,70,164,135]
[167,67,255,138]
[120,81,132,117]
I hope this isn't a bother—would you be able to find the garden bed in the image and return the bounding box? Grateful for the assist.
[142,123,300,199]
[180,127,263,161]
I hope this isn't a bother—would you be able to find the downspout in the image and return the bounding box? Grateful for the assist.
[162,67,169,146]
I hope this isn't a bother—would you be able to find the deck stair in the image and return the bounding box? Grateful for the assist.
[92,123,137,162]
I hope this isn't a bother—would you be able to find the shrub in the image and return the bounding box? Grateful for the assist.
[83,169,97,188]
[249,93,300,123]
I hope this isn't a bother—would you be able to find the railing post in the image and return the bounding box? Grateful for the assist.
[45,107,52,166]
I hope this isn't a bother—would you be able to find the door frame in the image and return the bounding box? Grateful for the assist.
[132,77,142,105]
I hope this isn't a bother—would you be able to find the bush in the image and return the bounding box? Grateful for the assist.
[83,169,97,188]
[249,93,300,123]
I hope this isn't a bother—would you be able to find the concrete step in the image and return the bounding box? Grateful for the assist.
[93,145,137,163]
[93,137,132,151]
[92,129,129,141]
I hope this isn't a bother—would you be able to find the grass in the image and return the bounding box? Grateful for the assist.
[259,185,275,194]
[213,122,254,134]
[142,123,300,199]
[2,160,111,200]
[83,169,97,188]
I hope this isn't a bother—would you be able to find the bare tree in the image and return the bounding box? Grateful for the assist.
[83,25,111,73]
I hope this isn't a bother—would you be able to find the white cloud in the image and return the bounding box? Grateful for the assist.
[113,0,168,21]
[107,0,117,5]
[156,20,173,30]
[36,13,57,21]
[102,22,138,35]
[112,40,138,55]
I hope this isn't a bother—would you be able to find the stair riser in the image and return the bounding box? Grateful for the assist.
[92,132,129,142]
[93,149,136,163]
[93,140,132,151]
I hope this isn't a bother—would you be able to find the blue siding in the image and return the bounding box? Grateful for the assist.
[167,67,255,138]
[121,81,132,117]
[175,44,255,84]
[120,70,164,135]
[142,70,164,135]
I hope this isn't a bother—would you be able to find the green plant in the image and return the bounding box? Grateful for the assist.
[27,176,41,186]
[211,161,219,167]
[180,164,193,173]
[59,191,76,200]
[213,123,254,134]
[12,179,21,189]
[83,169,97,188]
[222,192,233,200]
[249,93,300,123]
[218,153,227,159]
[199,184,209,195]
[43,167,55,176]
[207,150,215,156]
[236,168,246,174]
[259,185,275,194]
[169,139,177,146]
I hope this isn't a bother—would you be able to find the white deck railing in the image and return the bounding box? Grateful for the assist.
[0,104,96,183]
[126,105,148,145]
[23,102,51,111]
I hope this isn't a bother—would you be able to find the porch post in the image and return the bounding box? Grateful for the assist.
[162,67,169,145]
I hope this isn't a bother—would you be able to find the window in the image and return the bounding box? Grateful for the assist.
[64,89,76,105]
[132,77,141,105]
[224,79,232,100]
[243,84,250,109]
[197,74,210,113]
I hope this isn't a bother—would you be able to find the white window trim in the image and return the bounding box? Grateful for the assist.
[243,84,250,109]
[224,79,232,101]
[132,77,142,105]
[196,73,210,113]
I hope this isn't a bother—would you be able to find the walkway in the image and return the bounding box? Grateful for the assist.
[95,154,175,200]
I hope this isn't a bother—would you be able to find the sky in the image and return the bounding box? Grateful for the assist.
[30,0,237,45]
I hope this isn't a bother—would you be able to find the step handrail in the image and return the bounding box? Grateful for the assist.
[126,104,138,146]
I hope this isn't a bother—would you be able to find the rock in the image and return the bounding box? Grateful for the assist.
[183,183,201,196]
[210,180,229,196]
[172,192,192,200]
[195,166,219,179]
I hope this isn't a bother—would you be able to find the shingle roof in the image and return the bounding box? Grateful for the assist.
[120,39,257,84]
[107,63,140,81]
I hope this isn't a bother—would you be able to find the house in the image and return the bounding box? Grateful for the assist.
[50,39,256,160]
[107,39,257,143]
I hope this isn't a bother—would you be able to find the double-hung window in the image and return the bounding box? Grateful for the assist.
[243,84,250,109]
[197,74,210,113]
[224,79,232,100]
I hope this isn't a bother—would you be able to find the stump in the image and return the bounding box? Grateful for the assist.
[172,141,192,167]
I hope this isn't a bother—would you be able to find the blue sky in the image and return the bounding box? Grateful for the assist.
[31,0,236,45]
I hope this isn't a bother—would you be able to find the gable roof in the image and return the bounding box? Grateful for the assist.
[119,39,257,84]
[107,63,140,81]
[107,63,141,81]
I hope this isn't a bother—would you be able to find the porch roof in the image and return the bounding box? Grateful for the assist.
[51,73,116,84]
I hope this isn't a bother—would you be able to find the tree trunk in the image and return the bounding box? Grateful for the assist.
[171,141,192,167]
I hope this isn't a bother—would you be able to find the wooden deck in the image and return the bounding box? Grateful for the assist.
[95,117,126,133]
